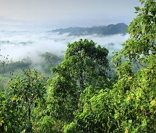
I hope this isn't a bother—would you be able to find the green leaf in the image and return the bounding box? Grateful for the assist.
[142,24,146,34]
[140,0,145,4]
[134,6,140,11]
[141,119,147,127]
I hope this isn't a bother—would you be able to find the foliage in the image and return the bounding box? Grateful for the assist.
[0,69,46,132]
[0,0,155,132]
[64,0,156,132]
[40,52,63,74]
[44,39,109,132]
[64,89,117,133]
[112,0,156,132]
[0,60,31,74]
[0,53,62,90]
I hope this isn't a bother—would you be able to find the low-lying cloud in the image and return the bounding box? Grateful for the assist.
[0,30,129,63]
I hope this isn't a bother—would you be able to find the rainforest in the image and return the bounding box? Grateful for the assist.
[0,0,156,132]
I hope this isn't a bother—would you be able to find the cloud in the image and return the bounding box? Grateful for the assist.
[0,30,129,63]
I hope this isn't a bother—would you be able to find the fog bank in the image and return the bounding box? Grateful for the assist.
[0,30,129,62]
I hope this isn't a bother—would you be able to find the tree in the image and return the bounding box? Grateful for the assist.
[58,39,109,90]
[40,52,63,73]
[0,69,46,133]
[45,39,109,132]
[65,0,156,132]
[112,0,156,132]
[64,88,117,133]
[0,90,7,133]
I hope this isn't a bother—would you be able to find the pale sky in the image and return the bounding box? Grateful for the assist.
[0,0,141,30]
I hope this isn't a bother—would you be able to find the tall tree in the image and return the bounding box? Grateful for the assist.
[45,39,109,132]
[112,0,156,132]
[64,0,156,132]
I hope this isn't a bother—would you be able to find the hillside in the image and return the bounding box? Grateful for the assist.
[51,23,128,36]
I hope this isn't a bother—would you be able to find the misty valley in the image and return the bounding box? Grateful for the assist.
[0,23,128,90]
[0,1,156,131]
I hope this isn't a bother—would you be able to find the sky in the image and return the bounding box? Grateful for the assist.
[0,0,141,30]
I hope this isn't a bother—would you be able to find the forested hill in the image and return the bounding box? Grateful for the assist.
[51,23,128,36]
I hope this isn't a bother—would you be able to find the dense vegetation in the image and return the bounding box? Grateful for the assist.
[0,53,63,91]
[0,0,156,132]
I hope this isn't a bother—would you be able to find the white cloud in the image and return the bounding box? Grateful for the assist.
[0,31,129,62]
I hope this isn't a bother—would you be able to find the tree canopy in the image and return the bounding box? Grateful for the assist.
[0,0,155,132]
[43,39,109,132]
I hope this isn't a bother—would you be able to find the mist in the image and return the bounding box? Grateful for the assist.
[0,30,129,64]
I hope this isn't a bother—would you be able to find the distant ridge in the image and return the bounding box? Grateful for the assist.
[51,23,128,36]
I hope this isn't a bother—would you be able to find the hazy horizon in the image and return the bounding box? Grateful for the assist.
[0,1,141,64]
[0,0,141,31]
